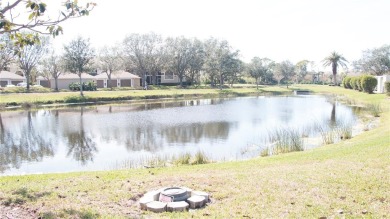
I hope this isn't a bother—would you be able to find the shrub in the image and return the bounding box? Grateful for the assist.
[69,82,80,91]
[69,81,97,91]
[350,77,358,90]
[385,81,390,96]
[360,75,377,93]
[355,76,363,91]
[342,76,352,89]
[64,95,87,103]
[85,81,97,91]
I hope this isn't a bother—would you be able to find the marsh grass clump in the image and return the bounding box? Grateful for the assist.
[173,153,191,165]
[145,156,168,168]
[64,95,88,103]
[336,122,353,140]
[21,102,33,109]
[190,151,210,165]
[315,123,336,145]
[269,128,304,155]
[260,147,270,157]
[366,103,382,117]
[172,151,210,165]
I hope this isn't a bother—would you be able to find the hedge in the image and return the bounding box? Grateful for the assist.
[360,75,377,94]
[385,81,390,95]
[69,81,97,91]
[342,76,352,89]
[343,75,378,94]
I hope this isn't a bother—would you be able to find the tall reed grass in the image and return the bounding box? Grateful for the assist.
[268,127,304,155]
[366,103,382,117]
[315,123,336,144]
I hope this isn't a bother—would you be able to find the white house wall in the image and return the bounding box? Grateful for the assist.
[375,75,390,93]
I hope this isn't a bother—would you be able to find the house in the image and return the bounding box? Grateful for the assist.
[375,75,390,93]
[144,72,186,86]
[37,73,95,90]
[94,71,140,88]
[0,71,26,87]
[37,71,141,90]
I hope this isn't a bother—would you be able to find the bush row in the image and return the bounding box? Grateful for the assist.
[69,81,97,91]
[342,75,377,94]
[385,81,390,96]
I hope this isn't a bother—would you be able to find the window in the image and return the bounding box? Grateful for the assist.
[164,71,174,80]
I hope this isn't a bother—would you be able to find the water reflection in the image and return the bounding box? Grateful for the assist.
[65,108,97,165]
[0,96,358,175]
[0,112,54,172]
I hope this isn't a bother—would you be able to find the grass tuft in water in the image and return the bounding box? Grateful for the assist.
[260,147,270,157]
[336,122,353,140]
[315,123,336,145]
[190,151,210,165]
[269,127,304,155]
[366,103,382,117]
[173,153,191,165]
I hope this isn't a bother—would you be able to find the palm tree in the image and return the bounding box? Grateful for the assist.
[322,51,348,85]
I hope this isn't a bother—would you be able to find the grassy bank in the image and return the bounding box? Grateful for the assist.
[0,86,290,109]
[0,85,389,218]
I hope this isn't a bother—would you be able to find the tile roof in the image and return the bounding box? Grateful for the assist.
[0,71,25,80]
[94,70,141,79]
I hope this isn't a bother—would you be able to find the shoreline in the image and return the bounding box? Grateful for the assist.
[0,85,388,218]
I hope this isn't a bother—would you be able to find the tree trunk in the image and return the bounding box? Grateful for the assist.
[26,70,30,92]
[55,77,58,91]
[256,78,259,90]
[219,74,223,90]
[79,74,84,96]
[179,72,183,87]
[108,73,112,90]
[332,63,337,85]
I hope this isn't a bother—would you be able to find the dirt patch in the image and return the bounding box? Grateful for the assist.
[0,205,37,219]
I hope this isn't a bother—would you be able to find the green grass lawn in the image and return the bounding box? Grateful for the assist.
[0,86,290,108]
[0,85,389,218]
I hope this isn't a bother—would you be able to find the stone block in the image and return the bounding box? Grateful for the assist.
[146,201,167,213]
[187,195,206,209]
[144,190,160,201]
[182,187,193,197]
[139,196,154,210]
[192,191,209,202]
[167,201,189,212]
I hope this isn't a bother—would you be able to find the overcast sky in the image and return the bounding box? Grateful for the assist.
[28,0,390,70]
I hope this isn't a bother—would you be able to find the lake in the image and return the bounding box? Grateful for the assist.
[0,95,358,175]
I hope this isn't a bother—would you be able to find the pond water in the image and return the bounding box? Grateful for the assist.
[0,95,359,175]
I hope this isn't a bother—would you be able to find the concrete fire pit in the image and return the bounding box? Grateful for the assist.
[139,187,210,213]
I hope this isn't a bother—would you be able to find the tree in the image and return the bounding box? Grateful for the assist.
[40,51,63,91]
[295,60,310,83]
[98,45,123,90]
[17,34,48,91]
[0,33,16,71]
[203,38,220,87]
[353,45,390,75]
[0,0,95,47]
[322,51,348,85]
[63,36,95,96]
[203,38,240,89]
[226,58,244,87]
[248,57,274,89]
[187,38,205,86]
[273,60,295,88]
[122,33,162,87]
[165,36,191,87]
